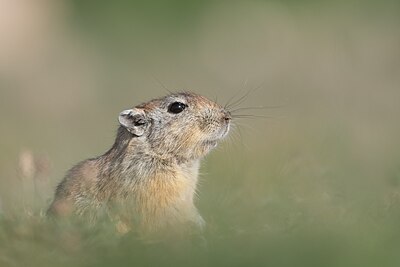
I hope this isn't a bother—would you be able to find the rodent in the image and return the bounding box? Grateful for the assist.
[48,92,231,235]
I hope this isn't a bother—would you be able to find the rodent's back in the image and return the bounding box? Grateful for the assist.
[48,159,100,217]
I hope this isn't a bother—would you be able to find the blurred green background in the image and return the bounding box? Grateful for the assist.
[1,0,400,266]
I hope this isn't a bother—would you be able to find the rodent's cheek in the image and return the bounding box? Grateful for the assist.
[173,130,204,156]
[194,114,226,140]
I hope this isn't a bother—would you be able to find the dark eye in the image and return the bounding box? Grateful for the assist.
[168,102,187,114]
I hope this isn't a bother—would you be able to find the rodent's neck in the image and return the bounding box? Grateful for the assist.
[111,126,133,152]
[98,127,201,220]
[101,127,194,176]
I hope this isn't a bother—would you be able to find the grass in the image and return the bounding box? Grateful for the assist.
[1,124,400,267]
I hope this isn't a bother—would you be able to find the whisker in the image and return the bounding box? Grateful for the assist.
[233,121,257,132]
[225,89,252,110]
[230,105,283,113]
[224,79,248,109]
[225,82,265,110]
[151,75,173,94]
[232,114,273,119]
[233,123,249,150]
[223,129,239,155]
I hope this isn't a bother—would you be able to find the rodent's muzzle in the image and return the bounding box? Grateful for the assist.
[223,110,232,122]
[201,108,231,143]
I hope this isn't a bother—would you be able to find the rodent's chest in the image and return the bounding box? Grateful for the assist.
[111,160,200,210]
[137,169,198,206]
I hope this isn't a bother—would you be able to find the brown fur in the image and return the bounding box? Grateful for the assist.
[48,92,230,235]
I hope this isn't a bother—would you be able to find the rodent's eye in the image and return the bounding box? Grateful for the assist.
[168,102,187,114]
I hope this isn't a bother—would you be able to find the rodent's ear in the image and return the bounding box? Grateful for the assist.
[118,108,147,136]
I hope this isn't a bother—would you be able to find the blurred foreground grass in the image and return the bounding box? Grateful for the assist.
[1,1,400,266]
[1,134,400,267]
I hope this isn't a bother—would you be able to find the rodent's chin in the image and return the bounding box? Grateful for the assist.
[203,126,230,148]
[216,123,230,140]
[221,123,230,138]
[203,140,218,149]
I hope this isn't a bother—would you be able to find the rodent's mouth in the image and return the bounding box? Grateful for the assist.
[215,122,230,140]
[203,123,230,147]
[221,122,230,138]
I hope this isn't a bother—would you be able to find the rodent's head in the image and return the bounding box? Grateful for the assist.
[118,92,231,161]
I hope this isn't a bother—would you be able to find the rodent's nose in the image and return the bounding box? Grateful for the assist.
[223,111,232,122]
